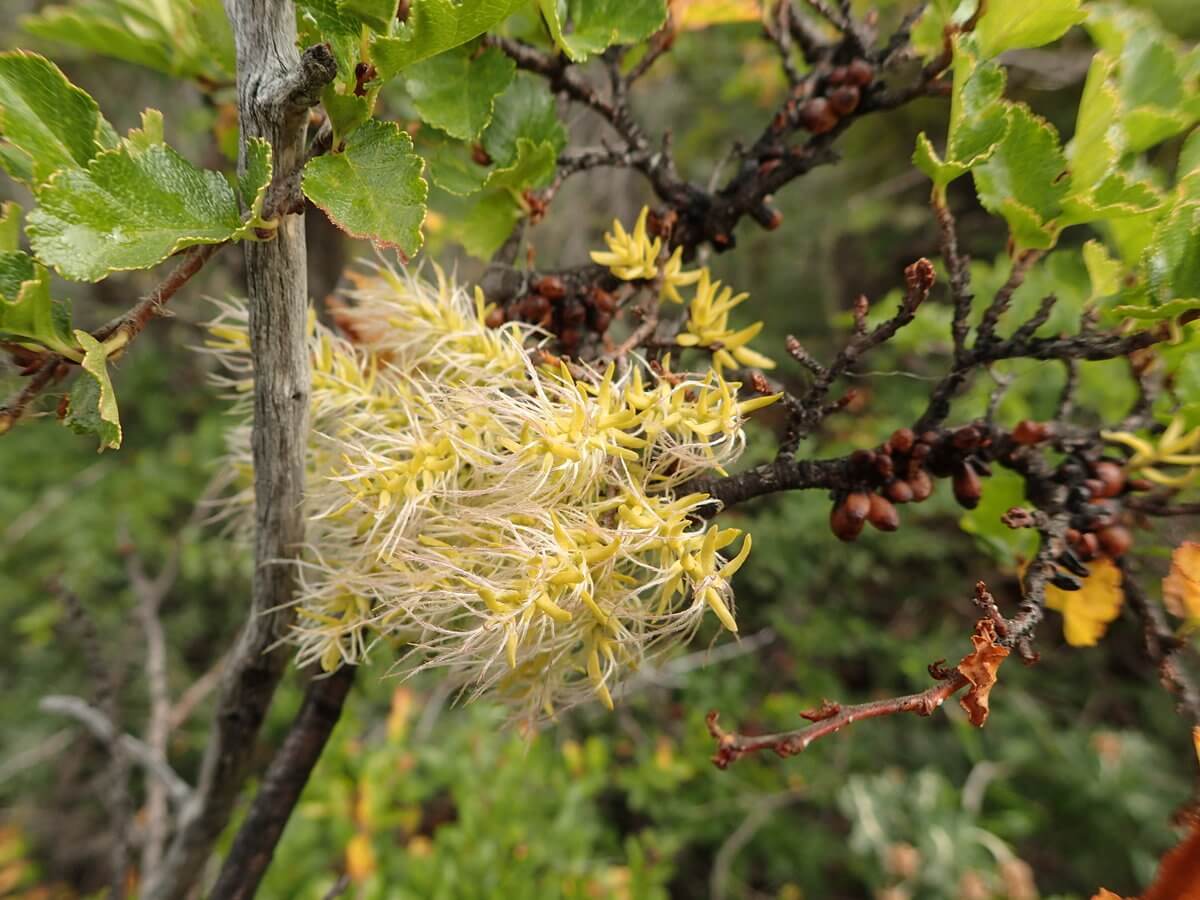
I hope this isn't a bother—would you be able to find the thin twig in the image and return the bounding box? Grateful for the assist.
[38,696,191,803]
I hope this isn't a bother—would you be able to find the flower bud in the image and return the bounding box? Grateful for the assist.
[1091,461,1125,498]
[886,479,914,503]
[908,469,934,502]
[1097,524,1132,558]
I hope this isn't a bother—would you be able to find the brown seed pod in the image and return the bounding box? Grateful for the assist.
[590,287,617,314]
[1091,461,1125,498]
[874,454,895,479]
[1077,531,1099,560]
[1097,524,1132,558]
[952,463,982,509]
[830,498,866,542]
[843,492,872,523]
[827,65,849,85]
[800,97,838,134]
[533,275,567,300]
[559,327,581,355]
[1012,419,1051,445]
[846,58,874,87]
[953,425,981,451]
[590,310,613,333]
[828,85,861,117]
[1084,479,1105,498]
[890,428,915,453]
[484,307,506,329]
[868,493,900,531]
[562,300,587,326]
[849,449,877,472]
[1126,477,1153,492]
[908,469,934,502]
[886,479,914,504]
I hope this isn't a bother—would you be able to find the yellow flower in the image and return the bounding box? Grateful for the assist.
[206,264,767,720]
[1101,414,1200,487]
[590,206,662,280]
[675,268,776,372]
[660,245,702,303]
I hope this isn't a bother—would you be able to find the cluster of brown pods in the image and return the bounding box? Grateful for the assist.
[485,277,618,356]
[829,424,990,541]
[776,58,875,137]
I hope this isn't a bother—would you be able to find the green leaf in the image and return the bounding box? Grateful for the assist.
[913,37,1010,193]
[0,201,20,253]
[481,73,567,167]
[419,129,491,195]
[1144,202,1200,307]
[1083,240,1122,299]
[302,119,428,255]
[538,0,667,62]
[438,138,557,257]
[26,143,246,281]
[124,108,165,153]
[0,50,115,189]
[339,0,401,31]
[406,44,515,141]
[973,105,1068,250]
[240,137,274,227]
[959,468,1037,566]
[65,330,122,451]
[322,90,374,145]
[373,0,526,78]
[975,0,1084,59]
[298,0,364,86]
[910,0,976,62]
[0,254,79,357]
[20,0,235,81]
[1068,52,1123,189]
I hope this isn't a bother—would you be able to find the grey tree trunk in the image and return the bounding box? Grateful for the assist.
[143,3,334,897]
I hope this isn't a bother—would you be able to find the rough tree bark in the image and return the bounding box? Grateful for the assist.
[143,3,335,897]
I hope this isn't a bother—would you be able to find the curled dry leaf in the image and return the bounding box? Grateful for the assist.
[1163,541,1200,621]
[956,619,1010,727]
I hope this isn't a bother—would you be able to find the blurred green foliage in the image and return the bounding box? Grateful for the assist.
[2,2,1198,898]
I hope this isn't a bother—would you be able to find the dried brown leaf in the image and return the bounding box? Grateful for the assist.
[956,619,1009,726]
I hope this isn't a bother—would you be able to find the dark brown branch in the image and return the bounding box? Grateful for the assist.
[1120,560,1200,728]
[209,665,357,899]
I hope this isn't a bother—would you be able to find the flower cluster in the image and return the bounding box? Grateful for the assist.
[590,207,776,371]
[207,264,777,719]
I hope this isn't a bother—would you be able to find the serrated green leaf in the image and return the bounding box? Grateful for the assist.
[481,73,567,167]
[914,37,1010,193]
[0,254,79,356]
[455,189,525,258]
[483,138,556,191]
[419,129,491,196]
[1069,53,1122,189]
[65,330,121,451]
[373,0,526,78]
[406,45,514,141]
[1143,202,1200,307]
[538,0,667,63]
[322,89,374,145]
[302,119,428,255]
[0,50,114,189]
[975,0,1084,59]
[26,143,245,282]
[1063,172,1162,225]
[124,108,165,153]
[0,201,20,253]
[973,105,1068,250]
[21,0,234,81]
[240,138,274,227]
[1083,240,1122,299]
[910,0,976,62]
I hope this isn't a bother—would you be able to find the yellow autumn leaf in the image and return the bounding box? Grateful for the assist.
[1044,557,1123,647]
[345,832,376,883]
[672,0,760,30]
[1163,542,1200,621]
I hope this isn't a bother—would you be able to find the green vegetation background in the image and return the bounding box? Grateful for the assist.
[2,2,1198,897]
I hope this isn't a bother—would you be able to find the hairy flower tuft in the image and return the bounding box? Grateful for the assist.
[208,262,776,720]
